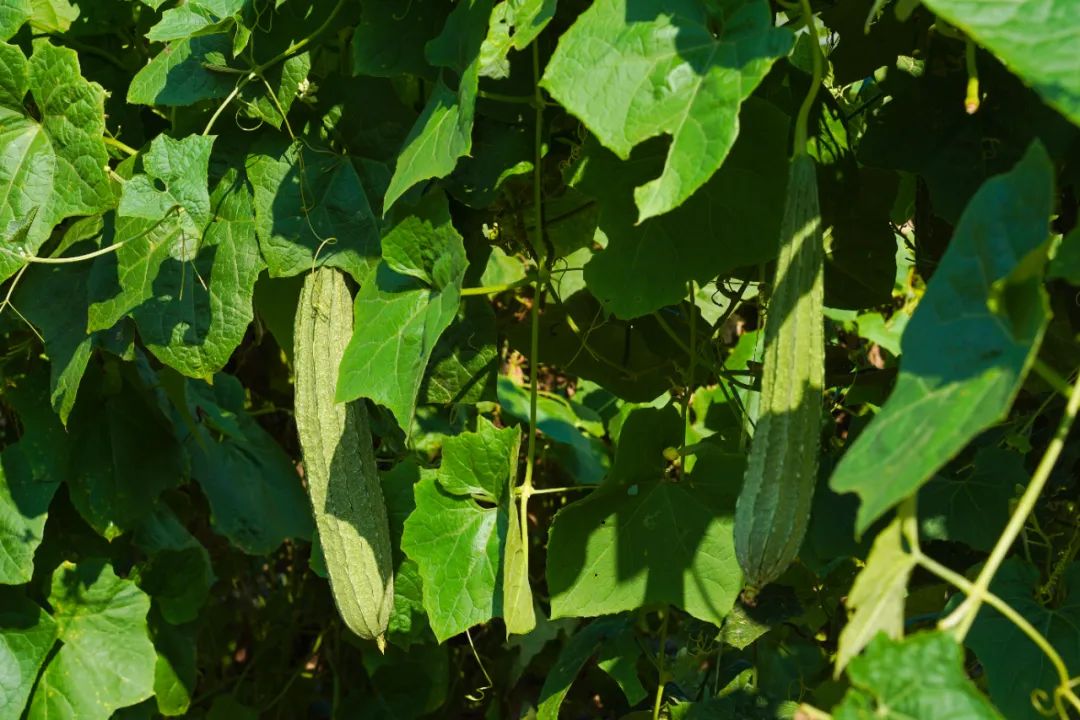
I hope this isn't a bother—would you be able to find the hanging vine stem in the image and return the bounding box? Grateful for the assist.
[202,0,347,136]
[939,362,1080,655]
[652,609,670,720]
[682,281,697,453]
[515,39,547,585]
[793,0,824,156]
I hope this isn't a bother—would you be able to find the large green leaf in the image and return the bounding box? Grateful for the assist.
[146,0,245,42]
[89,139,264,378]
[833,632,1003,719]
[919,447,1024,552]
[337,191,468,430]
[133,506,214,625]
[0,446,58,584]
[66,364,187,539]
[547,407,743,625]
[920,0,1080,128]
[0,41,111,281]
[536,616,630,720]
[14,223,126,422]
[0,0,29,40]
[29,560,157,720]
[830,141,1053,533]
[247,136,380,279]
[181,375,313,554]
[383,0,492,210]
[127,34,237,106]
[571,98,788,318]
[0,590,57,718]
[351,0,451,79]
[542,0,791,222]
[963,559,1080,720]
[400,417,526,641]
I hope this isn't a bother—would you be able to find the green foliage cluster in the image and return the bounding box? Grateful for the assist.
[0,0,1079,718]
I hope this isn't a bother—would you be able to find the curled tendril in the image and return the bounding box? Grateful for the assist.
[1030,688,1055,716]
[463,629,494,703]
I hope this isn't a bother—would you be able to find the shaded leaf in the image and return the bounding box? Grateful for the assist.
[572,99,788,318]
[963,559,1080,720]
[542,0,791,221]
[831,142,1053,532]
[547,407,743,625]
[921,0,1080,127]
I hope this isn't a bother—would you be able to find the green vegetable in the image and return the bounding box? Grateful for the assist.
[294,267,394,646]
[734,153,825,592]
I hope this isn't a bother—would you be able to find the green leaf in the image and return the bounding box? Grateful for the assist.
[66,365,187,539]
[0,589,57,718]
[351,0,451,79]
[963,559,1080,720]
[150,616,197,716]
[918,447,1023,551]
[541,0,791,222]
[182,375,313,554]
[133,506,214,624]
[834,511,916,675]
[127,34,237,106]
[0,446,58,584]
[571,98,789,318]
[830,141,1053,533]
[146,0,245,42]
[247,136,380,279]
[90,142,264,378]
[497,376,610,486]
[14,229,127,422]
[0,0,30,40]
[27,0,77,33]
[479,0,556,78]
[833,632,1003,719]
[596,629,648,705]
[337,191,468,429]
[547,407,743,625]
[29,560,157,720]
[419,298,499,406]
[383,0,492,210]
[0,41,111,282]
[400,417,524,641]
[920,0,1080,127]
[536,615,630,720]
[117,133,213,248]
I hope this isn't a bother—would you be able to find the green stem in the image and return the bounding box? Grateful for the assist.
[104,135,138,157]
[0,206,181,265]
[918,550,1079,716]
[964,39,980,114]
[202,83,244,136]
[940,366,1080,642]
[521,485,594,497]
[793,0,824,156]
[517,39,547,586]
[478,90,537,106]
[652,609,669,720]
[202,0,346,137]
[1033,358,1073,398]
[683,282,697,452]
[459,277,532,297]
